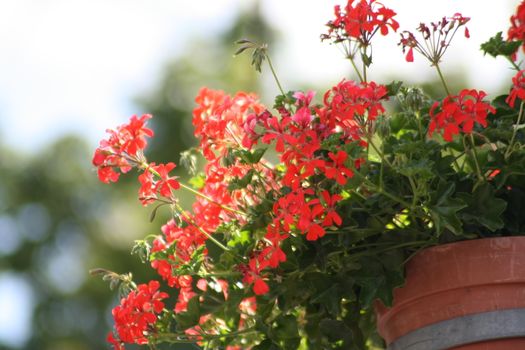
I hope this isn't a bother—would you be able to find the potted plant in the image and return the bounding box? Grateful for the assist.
[91,0,525,349]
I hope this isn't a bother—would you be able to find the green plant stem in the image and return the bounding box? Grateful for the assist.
[449,148,462,172]
[506,56,522,71]
[435,63,451,95]
[265,53,285,96]
[153,327,257,344]
[466,134,484,182]
[352,171,412,209]
[141,162,247,216]
[175,203,231,253]
[367,137,393,168]
[415,111,424,141]
[362,55,367,83]
[505,100,525,160]
[322,240,435,263]
[348,57,365,83]
[180,183,247,216]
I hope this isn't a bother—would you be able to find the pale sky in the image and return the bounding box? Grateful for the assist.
[0,0,517,154]
[0,0,519,347]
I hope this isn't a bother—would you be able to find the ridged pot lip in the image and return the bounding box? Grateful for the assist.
[375,236,525,343]
[408,236,525,262]
[383,236,525,303]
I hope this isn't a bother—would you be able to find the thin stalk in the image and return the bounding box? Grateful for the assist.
[175,203,231,253]
[505,100,525,160]
[467,134,484,182]
[180,183,246,216]
[154,328,257,344]
[415,111,424,141]
[435,63,451,96]
[362,54,367,83]
[348,56,365,83]
[341,240,437,262]
[265,53,285,96]
[141,162,244,216]
[449,148,462,172]
[506,56,522,71]
[352,171,413,209]
[367,136,393,168]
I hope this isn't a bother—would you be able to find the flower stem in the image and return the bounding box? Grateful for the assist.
[175,203,231,252]
[179,183,247,216]
[505,100,524,160]
[348,57,365,83]
[140,161,246,216]
[506,56,522,71]
[467,134,485,182]
[435,63,451,95]
[153,327,257,344]
[265,53,285,96]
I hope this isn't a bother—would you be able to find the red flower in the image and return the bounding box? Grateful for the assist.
[242,258,270,295]
[193,88,265,160]
[258,222,288,268]
[121,114,154,156]
[321,190,343,227]
[322,80,388,140]
[97,165,122,184]
[107,332,125,350]
[110,281,168,346]
[93,115,153,184]
[152,162,180,197]
[506,70,525,107]
[326,151,354,185]
[508,1,525,55]
[322,0,399,46]
[429,89,495,142]
[253,278,270,295]
[138,168,156,205]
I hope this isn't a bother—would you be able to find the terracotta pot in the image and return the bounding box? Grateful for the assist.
[375,237,525,350]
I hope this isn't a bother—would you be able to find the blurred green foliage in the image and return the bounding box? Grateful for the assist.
[0,2,274,349]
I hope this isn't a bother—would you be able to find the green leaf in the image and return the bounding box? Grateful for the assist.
[385,80,403,97]
[429,182,467,235]
[205,233,225,262]
[175,296,201,330]
[148,202,168,222]
[253,339,281,350]
[311,284,341,317]
[398,159,434,179]
[227,169,256,191]
[319,319,352,343]
[353,256,403,307]
[200,288,226,314]
[269,315,301,350]
[237,148,267,164]
[457,183,507,232]
[481,32,522,58]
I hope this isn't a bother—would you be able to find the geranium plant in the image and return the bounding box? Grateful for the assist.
[91,1,525,349]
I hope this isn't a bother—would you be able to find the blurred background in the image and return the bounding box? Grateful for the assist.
[0,0,517,349]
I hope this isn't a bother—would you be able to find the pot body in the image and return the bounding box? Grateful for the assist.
[375,237,525,350]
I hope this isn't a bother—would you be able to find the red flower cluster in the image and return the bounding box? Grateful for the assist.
[138,162,180,205]
[322,0,399,46]
[507,70,525,107]
[322,79,388,138]
[429,89,495,142]
[92,114,153,183]
[108,281,168,349]
[193,88,265,160]
[508,1,525,54]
